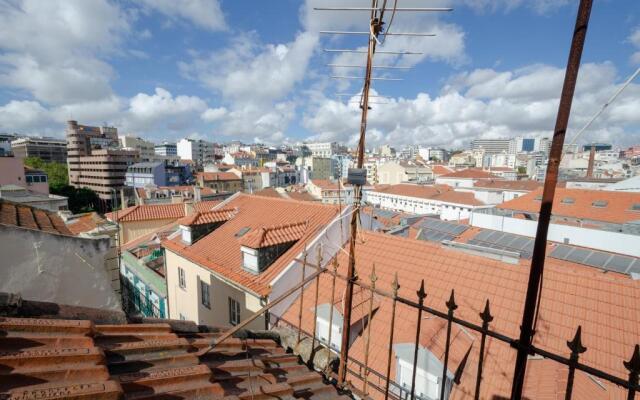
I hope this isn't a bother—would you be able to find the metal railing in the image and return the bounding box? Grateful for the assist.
[209,252,640,400]
[120,278,164,319]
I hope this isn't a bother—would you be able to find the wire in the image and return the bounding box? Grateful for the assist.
[379,0,398,45]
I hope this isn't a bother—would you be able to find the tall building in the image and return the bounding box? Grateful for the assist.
[11,137,68,163]
[305,141,339,157]
[66,120,138,210]
[471,138,511,154]
[119,136,156,161]
[312,157,338,180]
[176,138,215,164]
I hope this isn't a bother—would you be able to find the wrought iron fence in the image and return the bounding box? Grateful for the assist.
[120,278,163,319]
[207,252,640,400]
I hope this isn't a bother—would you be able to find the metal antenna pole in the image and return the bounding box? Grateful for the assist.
[510,1,592,398]
[337,0,381,386]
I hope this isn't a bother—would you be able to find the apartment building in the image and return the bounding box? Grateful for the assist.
[196,171,243,193]
[11,137,68,163]
[119,135,156,161]
[155,142,177,157]
[470,138,511,154]
[305,141,339,157]
[377,161,433,185]
[306,179,355,205]
[66,120,138,209]
[177,138,216,164]
[312,157,337,180]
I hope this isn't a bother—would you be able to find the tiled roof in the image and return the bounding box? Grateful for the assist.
[177,208,238,226]
[431,165,455,176]
[283,231,640,400]
[473,179,543,191]
[0,199,72,236]
[439,168,498,179]
[163,194,340,296]
[309,179,353,190]
[106,201,220,222]
[238,221,308,249]
[255,188,317,202]
[372,184,486,206]
[64,212,109,235]
[254,187,283,199]
[497,188,640,224]
[0,314,347,400]
[197,172,241,181]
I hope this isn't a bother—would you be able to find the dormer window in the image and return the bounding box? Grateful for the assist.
[630,203,640,212]
[178,208,237,245]
[239,221,308,274]
[592,200,608,208]
[561,197,575,204]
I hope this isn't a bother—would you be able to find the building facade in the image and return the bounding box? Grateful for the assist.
[177,138,216,164]
[11,137,68,163]
[119,136,156,162]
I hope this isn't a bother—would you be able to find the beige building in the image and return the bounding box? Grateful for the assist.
[163,193,349,328]
[377,161,433,185]
[196,171,243,193]
[119,135,156,161]
[66,120,138,210]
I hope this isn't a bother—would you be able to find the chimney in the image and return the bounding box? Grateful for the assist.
[586,145,596,178]
[194,185,202,202]
[184,201,195,216]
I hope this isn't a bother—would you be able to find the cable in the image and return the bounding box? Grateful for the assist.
[564,66,640,155]
[379,0,398,45]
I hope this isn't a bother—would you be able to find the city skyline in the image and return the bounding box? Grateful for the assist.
[0,1,638,147]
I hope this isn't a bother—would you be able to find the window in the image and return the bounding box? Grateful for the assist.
[201,280,210,308]
[630,203,640,212]
[178,267,186,289]
[592,200,608,208]
[228,297,241,326]
[561,197,575,204]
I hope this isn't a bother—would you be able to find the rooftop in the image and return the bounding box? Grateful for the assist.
[372,184,486,206]
[163,193,341,296]
[106,201,220,222]
[197,172,241,181]
[497,187,640,224]
[439,168,499,179]
[473,179,543,191]
[0,199,72,236]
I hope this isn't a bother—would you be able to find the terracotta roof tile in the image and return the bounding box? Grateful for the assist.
[238,221,308,249]
[473,179,543,191]
[177,208,238,226]
[0,200,72,236]
[65,212,109,235]
[283,231,640,400]
[498,188,640,224]
[439,168,499,179]
[197,171,241,181]
[163,194,340,296]
[106,201,220,222]
[372,184,486,206]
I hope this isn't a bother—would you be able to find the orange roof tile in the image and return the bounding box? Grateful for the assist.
[372,184,486,206]
[283,231,640,400]
[0,200,72,236]
[431,165,455,176]
[238,221,308,249]
[177,208,237,226]
[440,168,499,179]
[197,171,241,181]
[163,194,340,296]
[473,179,543,191]
[498,188,640,224]
[64,212,108,235]
[106,201,220,222]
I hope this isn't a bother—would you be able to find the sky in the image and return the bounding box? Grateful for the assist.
[0,0,639,149]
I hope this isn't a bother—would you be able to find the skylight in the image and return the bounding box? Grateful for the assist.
[235,227,251,237]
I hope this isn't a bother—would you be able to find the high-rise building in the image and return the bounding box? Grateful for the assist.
[66,120,138,210]
[119,136,156,162]
[176,138,215,164]
[155,142,177,157]
[471,138,511,154]
[11,137,68,163]
[312,157,338,180]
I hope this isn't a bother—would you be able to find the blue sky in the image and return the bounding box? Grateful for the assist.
[0,0,639,148]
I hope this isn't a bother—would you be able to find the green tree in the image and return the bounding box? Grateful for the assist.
[23,157,69,191]
[517,166,527,174]
[55,185,99,214]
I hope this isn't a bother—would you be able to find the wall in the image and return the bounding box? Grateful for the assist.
[435,177,474,188]
[0,226,120,309]
[121,218,176,244]
[0,157,26,186]
[165,249,265,330]
[470,212,640,257]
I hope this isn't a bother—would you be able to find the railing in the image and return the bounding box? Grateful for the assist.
[208,252,640,400]
[120,278,164,319]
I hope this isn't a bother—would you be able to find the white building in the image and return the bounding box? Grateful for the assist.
[305,142,339,158]
[435,168,499,188]
[177,138,216,164]
[364,184,490,221]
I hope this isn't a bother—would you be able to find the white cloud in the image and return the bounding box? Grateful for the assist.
[303,63,640,148]
[460,0,571,15]
[0,0,130,105]
[0,100,53,131]
[201,107,228,122]
[125,87,208,132]
[137,0,226,31]
[629,27,640,65]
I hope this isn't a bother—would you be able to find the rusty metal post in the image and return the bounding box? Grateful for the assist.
[440,290,458,400]
[363,264,378,395]
[327,258,338,351]
[338,0,380,386]
[474,300,493,400]
[297,252,308,345]
[510,1,592,398]
[311,246,323,354]
[565,326,587,400]
[384,273,400,400]
[411,280,427,400]
[624,345,640,400]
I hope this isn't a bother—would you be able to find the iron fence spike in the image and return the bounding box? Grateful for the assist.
[392,272,400,295]
[417,279,426,300]
[624,344,640,372]
[480,299,494,324]
[567,325,587,355]
[446,289,458,312]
